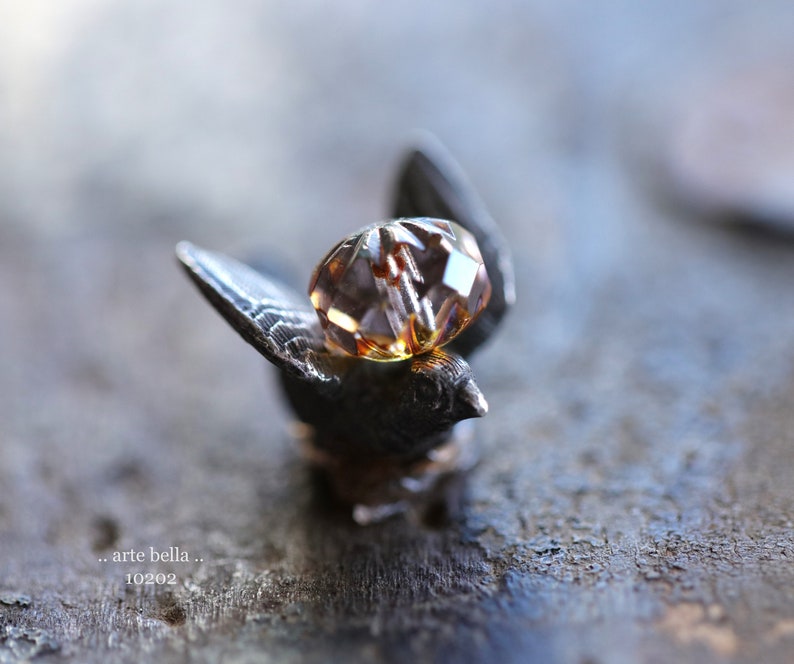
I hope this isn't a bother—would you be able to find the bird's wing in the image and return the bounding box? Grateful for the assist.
[176,241,341,392]
[391,133,515,357]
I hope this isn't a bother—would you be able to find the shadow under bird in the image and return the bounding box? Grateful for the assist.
[176,136,515,461]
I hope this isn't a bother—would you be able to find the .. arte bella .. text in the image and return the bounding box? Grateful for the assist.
[109,547,196,563]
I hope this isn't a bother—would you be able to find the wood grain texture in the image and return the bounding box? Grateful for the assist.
[2,2,794,662]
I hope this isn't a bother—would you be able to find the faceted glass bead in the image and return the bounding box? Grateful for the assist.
[308,218,492,361]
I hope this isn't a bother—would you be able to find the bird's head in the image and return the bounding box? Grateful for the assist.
[403,350,488,424]
[281,348,488,460]
[346,349,488,457]
[341,348,488,458]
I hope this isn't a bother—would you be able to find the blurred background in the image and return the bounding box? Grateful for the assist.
[3,1,794,243]
[2,1,794,661]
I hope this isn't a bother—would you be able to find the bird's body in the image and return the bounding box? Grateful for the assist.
[280,348,487,460]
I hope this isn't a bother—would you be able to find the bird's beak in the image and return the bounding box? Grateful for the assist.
[455,379,489,419]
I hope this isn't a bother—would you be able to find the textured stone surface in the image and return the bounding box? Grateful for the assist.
[2,2,794,663]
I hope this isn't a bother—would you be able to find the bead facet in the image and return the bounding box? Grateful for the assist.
[308,218,492,361]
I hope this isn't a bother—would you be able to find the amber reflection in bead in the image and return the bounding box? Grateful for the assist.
[308,218,491,361]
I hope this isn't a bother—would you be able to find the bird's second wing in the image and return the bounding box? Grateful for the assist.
[391,133,516,357]
[176,242,341,392]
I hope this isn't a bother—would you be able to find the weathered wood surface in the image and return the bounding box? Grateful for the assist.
[2,3,794,662]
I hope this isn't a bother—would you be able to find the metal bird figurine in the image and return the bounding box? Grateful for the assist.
[176,135,514,471]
